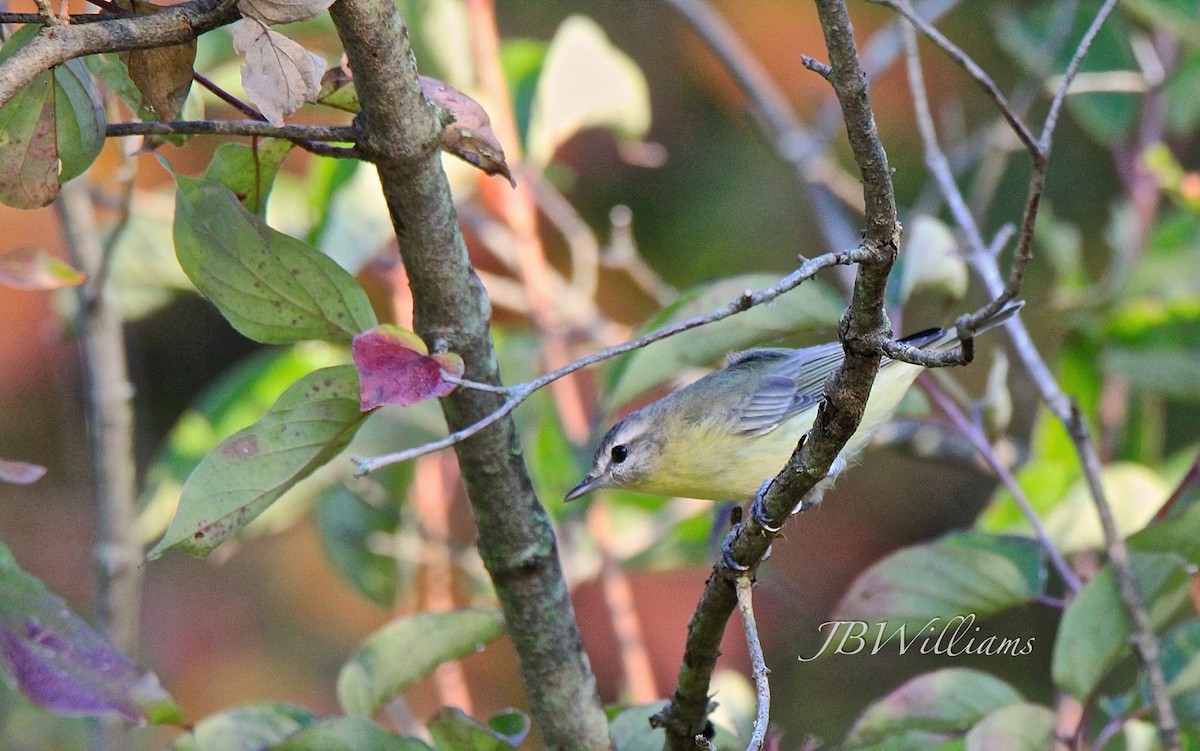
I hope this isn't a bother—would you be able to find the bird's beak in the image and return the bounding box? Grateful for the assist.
[565,473,606,502]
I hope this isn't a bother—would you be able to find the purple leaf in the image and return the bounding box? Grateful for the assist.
[0,545,181,724]
[352,326,463,410]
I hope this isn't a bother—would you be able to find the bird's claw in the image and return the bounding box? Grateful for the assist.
[720,529,751,572]
[750,479,783,533]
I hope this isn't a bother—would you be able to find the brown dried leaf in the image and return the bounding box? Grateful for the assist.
[119,2,196,121]
[125,44,196,122]
[419,75,513,186]
[238,0,334,25]
[231,19,324,127]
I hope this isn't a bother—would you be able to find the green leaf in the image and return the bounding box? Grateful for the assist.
[833,532,1046,628]
[173,174,377,344]
[1160,619,1200,731]
[0,543,181,725]
[0,26,104,209]
[603,274,844,411]
[1102,300,1200,398]
[991,5,1138,144]
[526,15,650,167]
[1041,462,1168,554]
[977,407,1080,533]
[315,485,402,606]
[148,365,368,559]
[137,343,345,545]
[844,668,1024,750]
[337,610,505,717]
[170,702,316,751]
[204,140,296,216]
[1053,552,1192,699]
[427,708,522,751]
[271,717,433,751]
[897,215,968,306]
[1129,502,1200,563]
[963,703,1056,751]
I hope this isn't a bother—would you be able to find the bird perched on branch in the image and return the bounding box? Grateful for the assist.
[566,302,1021,504]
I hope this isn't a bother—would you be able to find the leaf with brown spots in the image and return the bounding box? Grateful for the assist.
[173,174,377,344]
[0,26,105,209]
[147,365,369,559]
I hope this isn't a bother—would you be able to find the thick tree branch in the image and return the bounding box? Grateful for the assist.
[0,0,239,107]
[656,1,900,746]
[324,1,610,747]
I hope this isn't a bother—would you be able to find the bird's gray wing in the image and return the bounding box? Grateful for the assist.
[730,344,845,437]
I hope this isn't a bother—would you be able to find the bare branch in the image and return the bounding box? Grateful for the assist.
[891,3,1178,747]
[736,577,770,751]
[106,119,359,143]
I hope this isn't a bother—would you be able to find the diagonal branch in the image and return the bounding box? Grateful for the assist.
[893,4,1179,749]
[655,1,901,746]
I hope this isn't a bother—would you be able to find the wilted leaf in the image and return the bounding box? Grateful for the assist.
[0,26,104,209]
[352,325,463,410]
[337,609,505,717]
[316,64,359,113]
[420,76,513,185]
[231,19,324,127]
[844,668,1024,749]
[170,702,316,751]
[964,703,1056,751]
[121,2,196,122]
[0,543,180,724]
[204,139,295,216]
[1053,552,1192,699]
[427,708,523,751]
[239,0,334,25]
[980,351,1012,438]
[271,717,433,751]
[603,275,844,411]
[898,215,968,305]
[173,174,377,344]
[0,247,85,290]
[0,458,47,484]
[147,365,369,559]
[833,533,1045,628]
[526,15,650,167]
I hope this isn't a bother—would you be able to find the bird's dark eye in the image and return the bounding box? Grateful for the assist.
[610,444,629,464]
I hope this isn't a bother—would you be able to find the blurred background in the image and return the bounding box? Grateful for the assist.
[1,0,1199,747]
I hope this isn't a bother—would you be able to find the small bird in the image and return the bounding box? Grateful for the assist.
[566,303,1020,503]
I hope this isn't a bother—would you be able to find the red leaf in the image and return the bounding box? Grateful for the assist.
[352,326,463,410]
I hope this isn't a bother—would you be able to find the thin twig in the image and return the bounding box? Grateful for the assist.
[892,3,1178,748]
[869,0,1038,155]
[736,577,770,751]
[353,247,864,475]
[56,178,142,751]
[106,119,358,142]
[919,375,1081,593]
